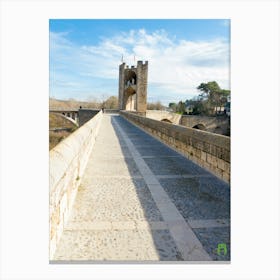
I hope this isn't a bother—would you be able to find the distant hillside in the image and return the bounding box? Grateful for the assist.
[49,96,118,110]
[49,98,101,110]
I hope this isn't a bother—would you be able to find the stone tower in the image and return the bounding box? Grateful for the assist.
[118,60,148,113]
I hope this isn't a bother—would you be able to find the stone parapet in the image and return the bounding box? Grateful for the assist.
[120,111,230,183]
[146,110,182,125]
[49,111,103,259]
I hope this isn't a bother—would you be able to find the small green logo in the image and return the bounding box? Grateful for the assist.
[216,243,227,256]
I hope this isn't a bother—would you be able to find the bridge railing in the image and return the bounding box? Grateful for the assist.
[120,111,230,183]
[49,110,103,259]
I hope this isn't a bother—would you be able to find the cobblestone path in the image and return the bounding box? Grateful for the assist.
[53,114,230,262]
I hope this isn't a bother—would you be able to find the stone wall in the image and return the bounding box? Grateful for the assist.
[136,61,148,113]
[120,111,230,183]
[78,109,100,126]
[180,115,230,135]
[49,111,103,259]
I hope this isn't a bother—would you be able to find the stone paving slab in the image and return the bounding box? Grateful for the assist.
[54,229,182,261]
[143,156,209,175]
[92,146,132,158]
[69,178,163,222]
[188,219,230,228]
[192,227,230,261]
[130,138,162,146]
[136,146,180,157]
[159,178,230,220]
[86,157,141,177]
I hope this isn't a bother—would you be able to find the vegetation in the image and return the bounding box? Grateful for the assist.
[49,113,77,150]
[195,81,230,115]
[169,81,230,116]
[102,96,118,109]
[168,101,186,114]
[147,101,165,110]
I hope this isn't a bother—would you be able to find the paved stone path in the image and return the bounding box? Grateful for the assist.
[53,114,230,262]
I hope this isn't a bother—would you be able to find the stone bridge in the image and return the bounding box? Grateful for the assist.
[146,110,182,125]
[49,109,79,126]
[49,108,108,127]
[49,111,230,263]
[146,110,229,135]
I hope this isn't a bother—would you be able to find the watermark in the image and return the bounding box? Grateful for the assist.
[216,243,227,256]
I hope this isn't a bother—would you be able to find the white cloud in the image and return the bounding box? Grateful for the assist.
[50,29,230,104]
[221,19,230,27]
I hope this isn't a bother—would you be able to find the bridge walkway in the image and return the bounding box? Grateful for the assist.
[53,114,230,262]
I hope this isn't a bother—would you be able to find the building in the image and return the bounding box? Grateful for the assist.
[118,61,148,113]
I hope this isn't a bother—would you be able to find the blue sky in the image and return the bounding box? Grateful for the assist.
[50,19,230,105]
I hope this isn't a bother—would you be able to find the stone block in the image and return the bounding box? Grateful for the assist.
[174,139,180,149]
[210,144,217,156]
[217,158,225,170]
[224,162,230,173]
[223,149,230,162]
[51,205,60,227]
[203,142,211,153]
[207,154,218,167]
[222,171,230,182]
[194,148,201,159]
[201,151,207,162]
[216,146,222,158]
[206,153,212,164]
[202,161,211,171]
[214,167,223,178]
[196,140,204,150]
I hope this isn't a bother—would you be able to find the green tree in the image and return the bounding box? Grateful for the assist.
[177,101,185,114]
[197,81,230,115]
[168,102,177,112]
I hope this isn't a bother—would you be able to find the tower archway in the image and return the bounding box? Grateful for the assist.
[124,88,136,111]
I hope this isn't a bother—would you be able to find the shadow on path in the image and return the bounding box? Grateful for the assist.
[111,115,230,261]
